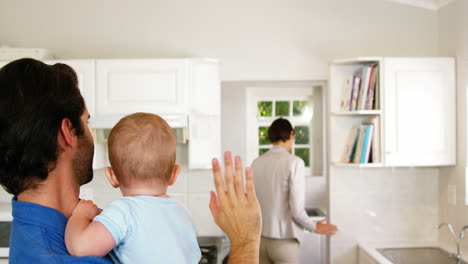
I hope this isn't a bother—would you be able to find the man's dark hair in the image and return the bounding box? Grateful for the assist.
[0,58,85,195]
[268,118,294,143]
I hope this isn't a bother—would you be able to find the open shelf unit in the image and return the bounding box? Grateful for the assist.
[328,58,383,167]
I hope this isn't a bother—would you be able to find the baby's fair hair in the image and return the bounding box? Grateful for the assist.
[107,113,176,186]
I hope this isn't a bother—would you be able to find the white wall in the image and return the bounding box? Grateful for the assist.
[438,0,468,257]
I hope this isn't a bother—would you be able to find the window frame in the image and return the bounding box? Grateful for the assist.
[255,97,313,168]
[245,83,327,177]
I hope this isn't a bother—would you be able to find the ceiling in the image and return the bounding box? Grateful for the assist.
[386,0,455,10]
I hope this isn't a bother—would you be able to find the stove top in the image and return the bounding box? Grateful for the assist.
[197,236,230,264]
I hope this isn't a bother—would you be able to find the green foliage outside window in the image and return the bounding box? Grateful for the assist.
[293,101,309,116]
[257,101,273,117]
[294,126,309,144]
[295,148,310,167]
[275,101,290,117]
[259,148,270,156]
[258,126,270,145]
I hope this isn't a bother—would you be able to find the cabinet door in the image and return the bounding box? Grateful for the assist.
[383,58,456,166]
[188,60,221,169]
[95,59,189,117]
[189,115,221,169]
[300,232,323,264]
[189,59,220,115]
[45,60,96,116]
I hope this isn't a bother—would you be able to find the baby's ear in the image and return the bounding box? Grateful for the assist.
[105,167,120,188]
[167,164,180,186]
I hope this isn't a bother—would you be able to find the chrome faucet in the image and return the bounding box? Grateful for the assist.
[439,223,462,264]
[460,225,468,239]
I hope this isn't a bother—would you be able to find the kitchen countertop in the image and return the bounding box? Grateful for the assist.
[359,241,466,264]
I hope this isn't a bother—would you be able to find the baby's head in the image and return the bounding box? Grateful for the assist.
[106,113,178,194]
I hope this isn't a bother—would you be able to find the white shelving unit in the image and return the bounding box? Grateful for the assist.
[328,58,383,167]
[328,57,456,168]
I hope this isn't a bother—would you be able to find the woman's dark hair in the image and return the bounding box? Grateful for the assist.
[0,58,85,195]
[268,118,294,143]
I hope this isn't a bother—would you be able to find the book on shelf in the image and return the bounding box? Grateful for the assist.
[352,125,366,163]
[339,64,379,111]
[350,76,361,111]
[360,124,374,163]
[371,116,381,163]
[340,118,380,164]
[357,65,373,110]
[373,68,380,110]
[365,65,379,110]
[340,76,353,111]
[340,126,359,163]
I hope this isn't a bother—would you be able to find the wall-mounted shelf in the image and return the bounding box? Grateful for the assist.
[331,162,383,168]
[331,110,381,116]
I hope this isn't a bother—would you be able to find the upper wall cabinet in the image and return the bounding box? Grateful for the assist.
[93,59,221,169]
[95,59,190,117]
[188,60,221,169]
[329,57,456,167]
[383,58,455,166]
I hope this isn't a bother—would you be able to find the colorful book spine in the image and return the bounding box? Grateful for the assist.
[364,125,374,163]
[358,66,372,110]
[371,117,381,163]
[360,125,370,163]
[353,125,366,163]
[350,76,361,111]
[340,126,359,163]
[340,77,353,111]
[365,65,378,110]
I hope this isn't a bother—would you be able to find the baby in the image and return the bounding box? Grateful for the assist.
[65,113,201,263]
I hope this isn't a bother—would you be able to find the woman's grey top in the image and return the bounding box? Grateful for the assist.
[251,145,317,242]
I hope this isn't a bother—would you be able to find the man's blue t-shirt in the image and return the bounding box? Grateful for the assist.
[9,197,112,264]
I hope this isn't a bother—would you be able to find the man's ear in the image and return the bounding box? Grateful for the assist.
[57,118,76,149]
[105,167,120,188]
[167,164,180,186]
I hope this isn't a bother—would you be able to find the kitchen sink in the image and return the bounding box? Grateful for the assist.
[305,208,326,217]
[377,247,468,264]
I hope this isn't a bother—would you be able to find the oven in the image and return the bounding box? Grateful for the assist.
[197,236,230,264]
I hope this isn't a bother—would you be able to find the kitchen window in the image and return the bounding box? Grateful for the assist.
[245,83,326,177]
[256,98,313,167]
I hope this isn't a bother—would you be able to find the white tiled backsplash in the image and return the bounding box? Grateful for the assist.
[329,167,440,264]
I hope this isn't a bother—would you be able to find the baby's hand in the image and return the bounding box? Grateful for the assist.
[72,200,100,220]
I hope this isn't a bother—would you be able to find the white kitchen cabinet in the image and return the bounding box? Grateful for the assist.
[383,58,456,166]
[300,231,325,264]
[92,58,221,169]
[189,115,221,169]
[329,57,456,167]
[188,59,221,169]
[95,59,190,117]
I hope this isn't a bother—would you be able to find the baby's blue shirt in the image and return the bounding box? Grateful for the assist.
[94,196,201,264]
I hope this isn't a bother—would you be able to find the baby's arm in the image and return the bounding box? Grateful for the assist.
[65,200,116,257]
